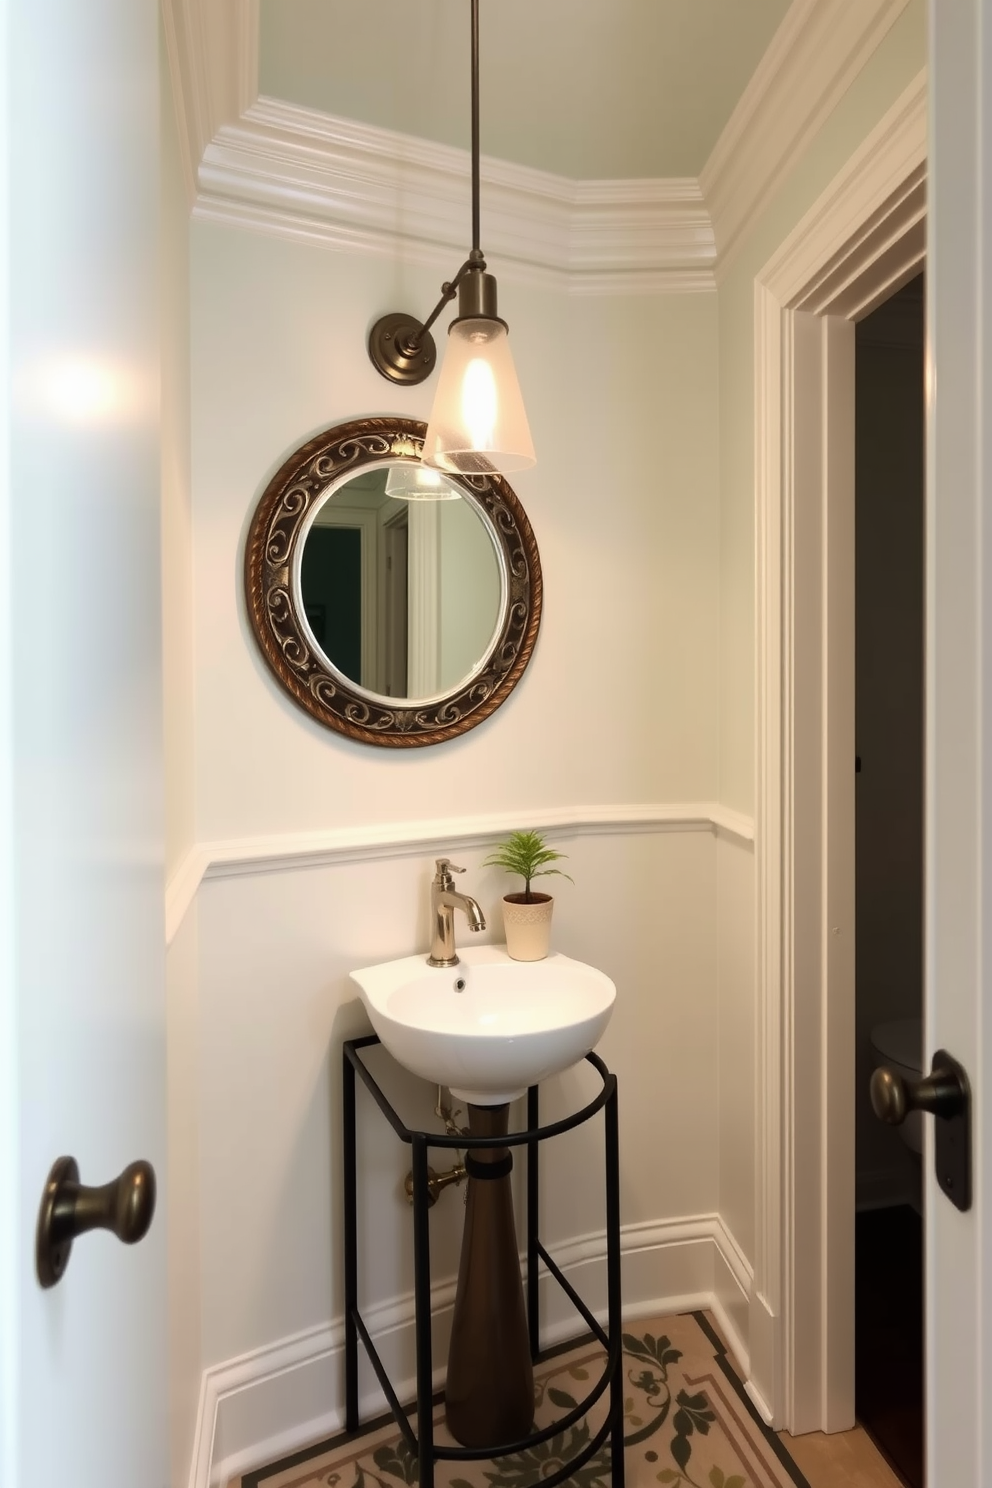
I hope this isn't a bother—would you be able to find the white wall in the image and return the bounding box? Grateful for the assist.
[189,229,721,839]
[176,216,724,1481]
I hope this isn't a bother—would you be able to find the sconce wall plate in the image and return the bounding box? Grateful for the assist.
[368,313,437,385]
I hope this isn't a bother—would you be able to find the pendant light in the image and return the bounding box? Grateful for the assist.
[366,0,536,476]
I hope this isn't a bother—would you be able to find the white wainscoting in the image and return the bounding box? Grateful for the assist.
[166,803,755,946]
[192,1213,752,1488]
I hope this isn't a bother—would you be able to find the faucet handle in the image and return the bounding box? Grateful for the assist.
[434,857,466,885]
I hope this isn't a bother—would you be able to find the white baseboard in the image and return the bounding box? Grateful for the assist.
[191,1213,755,1488]
[744,1379,775,1426]
[744,1290,781,1430]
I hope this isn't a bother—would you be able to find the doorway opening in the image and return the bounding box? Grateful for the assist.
[854,273,925,1488]
[751,72,926,1436]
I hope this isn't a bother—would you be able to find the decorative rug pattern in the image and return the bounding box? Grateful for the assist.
[239,1312,810,1488]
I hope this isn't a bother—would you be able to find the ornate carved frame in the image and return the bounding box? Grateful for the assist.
[244,417,543,747]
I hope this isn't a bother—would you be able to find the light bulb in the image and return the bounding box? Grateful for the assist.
[461,358,497,451]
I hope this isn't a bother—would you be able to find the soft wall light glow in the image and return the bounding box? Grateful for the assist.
[424,318,535,476]
[16,354,152,426]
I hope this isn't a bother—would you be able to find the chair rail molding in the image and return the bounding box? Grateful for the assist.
[753,69,925,1435]
[164,803,755,947]
[701,0,911,275]
[188,1212,752,1488]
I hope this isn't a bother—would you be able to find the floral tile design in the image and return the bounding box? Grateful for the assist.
[239,1312,809,1488]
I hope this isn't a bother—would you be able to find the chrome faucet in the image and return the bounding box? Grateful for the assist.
[428,858,486,967]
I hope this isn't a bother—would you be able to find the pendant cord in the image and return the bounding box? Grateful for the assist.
[471,0,481,255]
[393,0,486,355]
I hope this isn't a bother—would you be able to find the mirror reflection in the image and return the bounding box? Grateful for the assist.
[296,462,504,703]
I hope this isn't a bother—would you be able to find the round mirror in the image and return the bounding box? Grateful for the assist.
[245,418,542,746]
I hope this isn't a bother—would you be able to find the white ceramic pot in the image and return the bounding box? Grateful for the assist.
[501,893,554,961]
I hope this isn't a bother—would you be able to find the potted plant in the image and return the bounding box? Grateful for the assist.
[484,829,573,961]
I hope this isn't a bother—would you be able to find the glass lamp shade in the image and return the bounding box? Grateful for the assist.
[383,463,461,501]
[423,317,536,475]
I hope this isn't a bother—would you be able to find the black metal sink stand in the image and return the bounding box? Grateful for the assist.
[342,1035,623,1488]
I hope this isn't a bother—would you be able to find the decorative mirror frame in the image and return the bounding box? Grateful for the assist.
[244,417,542,747]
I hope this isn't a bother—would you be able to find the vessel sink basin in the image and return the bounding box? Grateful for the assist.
[350,944,616,1105]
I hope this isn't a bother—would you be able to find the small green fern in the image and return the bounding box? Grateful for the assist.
[483,829,573,903]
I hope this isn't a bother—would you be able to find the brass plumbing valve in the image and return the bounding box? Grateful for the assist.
[403,1087,468,1207]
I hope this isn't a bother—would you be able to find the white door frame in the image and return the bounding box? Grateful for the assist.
[751,72,926,1433]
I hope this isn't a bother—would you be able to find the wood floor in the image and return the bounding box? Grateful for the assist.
[706,1309,909,1488]
[779,1425,906,1488]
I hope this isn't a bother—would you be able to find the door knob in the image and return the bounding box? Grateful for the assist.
[36,1155,156,1288]
[870,1049,971,1213]
[870,1064,965,1124]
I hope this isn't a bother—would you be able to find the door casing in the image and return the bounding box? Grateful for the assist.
[750,71,926,1433]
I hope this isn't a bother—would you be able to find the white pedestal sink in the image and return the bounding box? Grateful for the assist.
[349,944,616,1105]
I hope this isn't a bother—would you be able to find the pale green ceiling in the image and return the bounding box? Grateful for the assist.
[258,0,792,180]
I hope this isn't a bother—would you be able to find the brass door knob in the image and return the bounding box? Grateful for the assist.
[36,1155,156,1289]
[870,1049,972,1212]
[870,1063,966,1125]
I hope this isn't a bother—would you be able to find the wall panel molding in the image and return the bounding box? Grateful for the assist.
[701,0,911,275]
[190,1214,752,1488]
[164,803,756,946]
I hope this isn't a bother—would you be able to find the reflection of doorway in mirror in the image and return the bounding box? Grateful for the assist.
[307,499,377,684]
[382,510,408,698]
[300,525,363,683]
[438,498,500,689]
[399,497,502,699]
[302,463,503,702]
[407,502,440,698]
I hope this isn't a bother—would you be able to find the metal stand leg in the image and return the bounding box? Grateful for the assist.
[412,1135,435,1488]
[526,1084,540,1361]
[343,1040,619,1488]
[343,1048,359,1433]
[605,1081,624,1488]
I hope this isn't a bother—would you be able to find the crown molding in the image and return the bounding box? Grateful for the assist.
[161,0,259,207]
[761,71,926,315]
[162,0,916,290]
[165,0,913,292]
[700,0,911,277]
[193,97,716,294]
